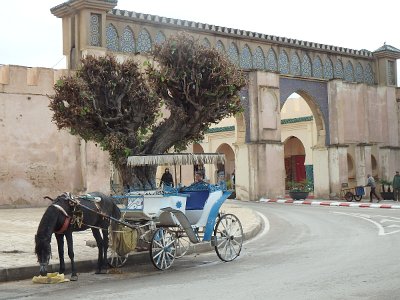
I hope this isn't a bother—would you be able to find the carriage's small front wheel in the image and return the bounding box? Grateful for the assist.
[108,230,129,268]
[175,234,190,259]
[213,213,243,262]
[107,248,129,268]
[354,195,362,202]
[150,228,176,270]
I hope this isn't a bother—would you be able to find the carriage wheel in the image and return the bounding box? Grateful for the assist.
[107,247,129,268]
[354,195,362,202]
[150,228,176,270]
[213,213,243,262]
[107,231,129,268]
[344,192,354,202]
[175,234,191,259]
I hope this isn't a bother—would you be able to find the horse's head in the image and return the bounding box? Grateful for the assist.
[35,234,51,276]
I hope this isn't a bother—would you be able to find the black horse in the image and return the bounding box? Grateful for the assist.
[34,192,121,281]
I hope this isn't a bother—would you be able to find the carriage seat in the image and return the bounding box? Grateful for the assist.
[184,191,210,210]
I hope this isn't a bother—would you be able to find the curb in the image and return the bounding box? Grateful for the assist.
[0,210,264,283]
[259,198,400,209]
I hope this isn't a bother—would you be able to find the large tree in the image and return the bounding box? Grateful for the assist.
[49,33,246,189]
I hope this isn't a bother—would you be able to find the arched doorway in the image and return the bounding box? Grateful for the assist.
[347,153,355,186]
[281,91,318,191]
[216,143,235,187]
[371,155,378,178]
[193,143,205,180]
[283,136,306,188]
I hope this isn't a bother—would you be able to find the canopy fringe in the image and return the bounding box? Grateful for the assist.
[127,153,225,167]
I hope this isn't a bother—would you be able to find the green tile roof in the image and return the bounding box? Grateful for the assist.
[206,126,235,134]
[281,116,313,124]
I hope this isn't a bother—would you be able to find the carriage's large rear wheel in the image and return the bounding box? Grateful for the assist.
[213,213,243,262]
[150,228,176,270]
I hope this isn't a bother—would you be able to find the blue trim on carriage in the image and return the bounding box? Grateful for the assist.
[202,191,232,241]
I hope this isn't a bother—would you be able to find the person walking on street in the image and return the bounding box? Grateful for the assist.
[160,168,174,187]
[366,174,382,203]
[392,171,400,202]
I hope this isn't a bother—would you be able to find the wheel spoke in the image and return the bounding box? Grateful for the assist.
[213,214,243,262]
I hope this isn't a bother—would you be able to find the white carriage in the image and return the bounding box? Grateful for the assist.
[108,153,244,270]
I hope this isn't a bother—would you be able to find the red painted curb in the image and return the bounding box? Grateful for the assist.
[380,204,392,209]
[259,198,399,209]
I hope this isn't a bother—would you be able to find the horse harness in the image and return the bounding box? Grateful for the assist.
[52,194,106,234]
[52,204,71,234]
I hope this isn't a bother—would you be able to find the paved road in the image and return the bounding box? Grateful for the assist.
[2,202,400,299]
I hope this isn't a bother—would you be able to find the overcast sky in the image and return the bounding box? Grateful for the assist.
[1,0,399,83]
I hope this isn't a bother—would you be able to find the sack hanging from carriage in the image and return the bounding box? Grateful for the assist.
[111,224,138,256]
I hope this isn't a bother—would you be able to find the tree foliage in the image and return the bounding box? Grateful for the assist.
[49,32,246,187]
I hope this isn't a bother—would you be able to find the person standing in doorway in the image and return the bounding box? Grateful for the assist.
[392,171,400,202]
[366,174,382,203]
[160,168,174,187]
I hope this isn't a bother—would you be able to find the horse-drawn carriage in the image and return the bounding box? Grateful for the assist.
[35,153,243,280]
[108,153,243,270]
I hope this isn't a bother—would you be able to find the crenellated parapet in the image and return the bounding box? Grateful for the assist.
[0,65,69,95]
[50,1,399,87]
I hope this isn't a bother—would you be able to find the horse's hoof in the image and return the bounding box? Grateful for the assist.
[70,275,78,281]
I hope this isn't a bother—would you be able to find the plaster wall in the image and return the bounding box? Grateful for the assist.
[0,66,110,207]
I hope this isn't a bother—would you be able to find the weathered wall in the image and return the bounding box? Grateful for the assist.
[0,66,110,207]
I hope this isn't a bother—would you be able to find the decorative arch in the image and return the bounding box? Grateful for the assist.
[344,61,354,82]
[290,53,301,76]
[253,46,265,70]
[355,62,364,83]
[216,40,225,53]
[154,31,166,45]
[202,37,211,48]
[106,23,119,52]
[227,42,239,66]
[301,54,312,77]
[334,60,344,79]
[278,50,289,74]
[120,26,135,53]
[266,48,277,71]
[364,63,374,85]
[312,56,323,79]
[240,44,253,69]
[280,78,329,146]
[137,28,152,53]
[324,57,334,79]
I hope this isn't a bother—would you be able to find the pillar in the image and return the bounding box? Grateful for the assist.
[328,145,349,197]
[313,146,329,198]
